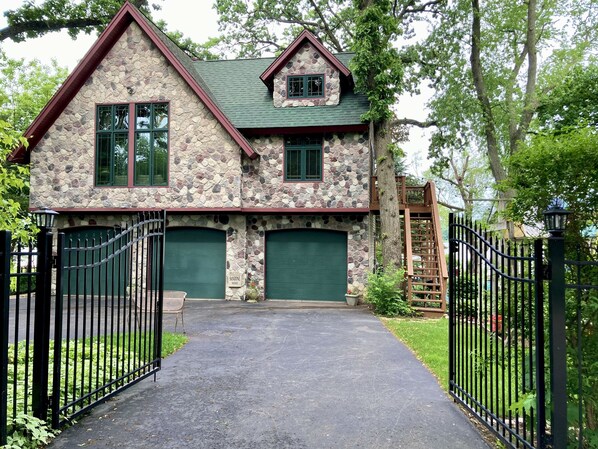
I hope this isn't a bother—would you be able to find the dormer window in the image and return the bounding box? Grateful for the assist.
[287,75,324,98]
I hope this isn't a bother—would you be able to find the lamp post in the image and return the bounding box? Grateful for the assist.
[31,207,57,421]
[32,207,58,230]
[543,199,569,449]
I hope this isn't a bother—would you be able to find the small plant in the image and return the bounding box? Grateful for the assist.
[4,413,55,449]
[365,267,417,317]
[245,281,260,301]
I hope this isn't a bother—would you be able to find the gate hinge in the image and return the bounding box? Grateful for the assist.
[51,255,58,269]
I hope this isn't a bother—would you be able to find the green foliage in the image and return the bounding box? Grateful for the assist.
[4,414,55,449]
[0,120,36,243]
[365,267,416,316]
[213,0,355,57]
[5,331,187,446]
[350,0,403,124]
[1,0,156,42]
[0,54,68,132]
[505,127,598,238]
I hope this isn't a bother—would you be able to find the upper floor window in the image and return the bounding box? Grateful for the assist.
[95,103,169,187]
[287,75,324,98]
[285,136,322,181]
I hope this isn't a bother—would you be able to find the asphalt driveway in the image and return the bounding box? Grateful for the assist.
[48,301,489,449]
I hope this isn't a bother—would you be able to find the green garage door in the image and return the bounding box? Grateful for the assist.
[266,229,347,301]
[63,227,126,295]
[164,228,226,299]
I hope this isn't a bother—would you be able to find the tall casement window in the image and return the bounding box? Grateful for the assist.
[287,75,324,98]
[285,136,322,181]
[95,103,169,187]
[134,103,169,186]
[96,105,129,186]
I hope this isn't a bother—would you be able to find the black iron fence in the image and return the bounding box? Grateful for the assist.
[565,248,598,448]
[449,214,598,449]
[0,212,165,444]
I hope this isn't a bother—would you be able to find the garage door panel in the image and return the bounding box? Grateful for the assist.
[266,229,347,301]
[164,228,225,299]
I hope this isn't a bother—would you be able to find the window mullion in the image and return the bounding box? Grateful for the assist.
[301,147,306,181]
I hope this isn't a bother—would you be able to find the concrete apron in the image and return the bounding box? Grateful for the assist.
[48,301,490,449]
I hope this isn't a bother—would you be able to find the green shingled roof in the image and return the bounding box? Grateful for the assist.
[193,54,370,129]
[141,6,368,130]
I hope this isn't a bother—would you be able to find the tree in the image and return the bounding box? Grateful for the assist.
[420,0,598,232]
[0,54,68,132]
[0,120,34,242]
[213,0,355,57]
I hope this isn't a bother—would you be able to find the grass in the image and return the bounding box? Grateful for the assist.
[382,316,450,389]
[161,331,189,357]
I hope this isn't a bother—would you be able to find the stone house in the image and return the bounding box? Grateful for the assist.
[10,2,375,301]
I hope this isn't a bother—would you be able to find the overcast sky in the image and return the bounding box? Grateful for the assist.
[0,0,432,175]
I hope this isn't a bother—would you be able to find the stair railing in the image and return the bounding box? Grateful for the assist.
[425,181,448,312]
[404,208,414,302]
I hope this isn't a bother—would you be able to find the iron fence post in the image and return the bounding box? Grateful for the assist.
[448,213,455,393]
[533,239,547,448]
[32,228,53,421]
[547,235,567,449]
[0,231,11,445]
[51,233,65,428]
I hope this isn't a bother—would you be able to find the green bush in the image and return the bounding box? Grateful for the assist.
[365,267,417,317]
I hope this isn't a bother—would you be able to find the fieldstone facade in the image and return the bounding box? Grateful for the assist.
[29,19,373,302]
[242,133,370,209]
[29,22,242,211]
[273,42,340,108]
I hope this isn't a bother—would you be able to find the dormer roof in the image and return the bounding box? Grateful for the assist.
[259,30,352,89]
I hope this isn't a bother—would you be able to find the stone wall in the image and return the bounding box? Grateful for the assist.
[29,22,242,211]
[273,42,340,108]
[242,132,369,209]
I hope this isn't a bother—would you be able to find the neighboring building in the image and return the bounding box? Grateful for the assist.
[10,2,374,301]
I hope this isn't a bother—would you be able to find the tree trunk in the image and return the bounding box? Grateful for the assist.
[374,120,403,269]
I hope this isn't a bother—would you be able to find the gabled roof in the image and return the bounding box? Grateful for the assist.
[195,54,369,130]
[259,30,352,89]
[9,1,257,164]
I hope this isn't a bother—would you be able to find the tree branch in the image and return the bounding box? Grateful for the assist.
[0,17,107,42]
[392,118,437,128]
[438,200,465,211]
[307,0,345,52]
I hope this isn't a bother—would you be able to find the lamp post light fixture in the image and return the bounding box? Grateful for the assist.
[32,208,58,230]
[543,199,570,237]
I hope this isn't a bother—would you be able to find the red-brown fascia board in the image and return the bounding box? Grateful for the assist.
[9,2,257,164]
[42,207,370,215]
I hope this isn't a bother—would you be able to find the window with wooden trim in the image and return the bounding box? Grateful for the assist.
[95,103,169,187]
[284,136,322,181]
[287,75,324,98]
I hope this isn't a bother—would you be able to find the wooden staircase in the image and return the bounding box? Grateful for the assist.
[371,177,447,317]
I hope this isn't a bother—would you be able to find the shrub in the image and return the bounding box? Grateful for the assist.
[365,267,417,317]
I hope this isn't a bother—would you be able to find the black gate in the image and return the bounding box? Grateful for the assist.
[448,214,547,448]
[0,211,165,443]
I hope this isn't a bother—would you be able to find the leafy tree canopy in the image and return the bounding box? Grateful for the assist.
[0,53,68,132]
[0,120,34,242]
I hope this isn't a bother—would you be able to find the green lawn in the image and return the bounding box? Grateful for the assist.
[382,316,449,389]
[161,331,189,357]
